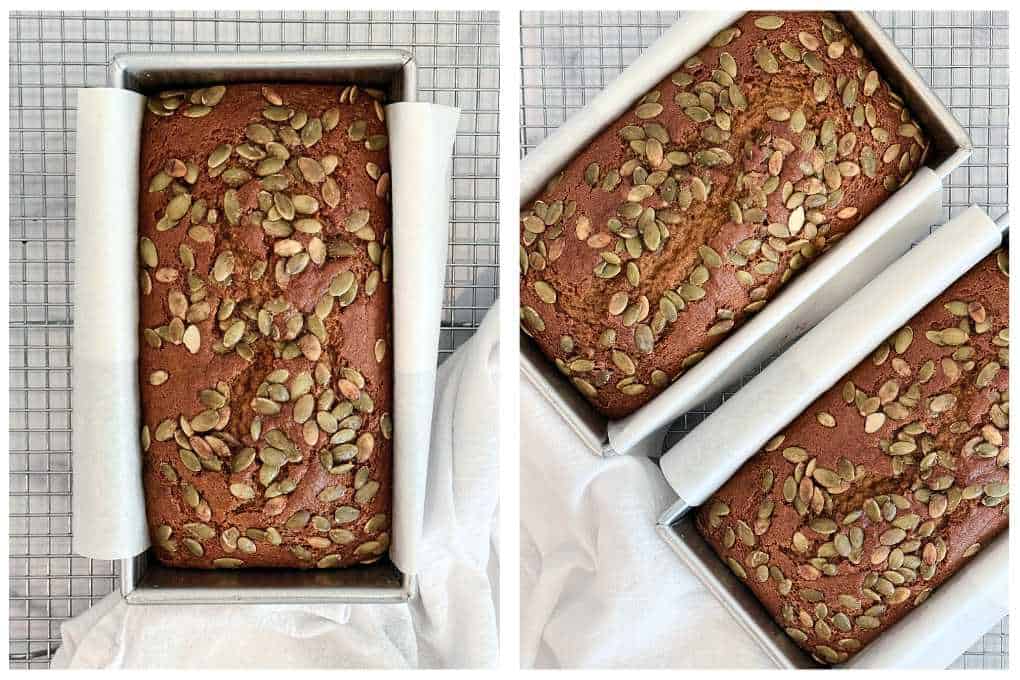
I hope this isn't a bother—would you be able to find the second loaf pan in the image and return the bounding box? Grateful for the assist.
[110,49,416,605]
[655,207,1008,668]
[520,11,972,457]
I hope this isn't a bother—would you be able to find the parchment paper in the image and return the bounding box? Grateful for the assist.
[72,88,149,560]
[386,102,461,575]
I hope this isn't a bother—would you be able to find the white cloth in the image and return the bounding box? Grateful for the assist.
[519,375,772,669]
[53,308,500,670]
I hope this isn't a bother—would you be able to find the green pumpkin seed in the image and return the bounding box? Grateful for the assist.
[754,15,785,30]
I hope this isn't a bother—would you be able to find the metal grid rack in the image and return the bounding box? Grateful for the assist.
[521,10,1009,670]
[9,10,499,668]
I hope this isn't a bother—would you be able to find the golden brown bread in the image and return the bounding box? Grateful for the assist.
[138,83,393,568]
[696,250,1009,665]
[520,12,929,419]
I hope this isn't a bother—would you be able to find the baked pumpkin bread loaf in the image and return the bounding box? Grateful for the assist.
[520,12,930,418]
[138,83,393,568]
[696,250,1009,665]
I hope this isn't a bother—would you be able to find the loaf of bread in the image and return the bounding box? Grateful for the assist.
[696,250,1009,665]
[138,83,393,568]
[520,12,930,419]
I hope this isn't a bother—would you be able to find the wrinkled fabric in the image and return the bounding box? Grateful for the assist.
[53,307,500,669]
[519,374,771,669]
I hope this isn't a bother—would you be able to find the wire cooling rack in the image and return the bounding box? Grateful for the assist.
[521,10,1008,670]
[8,10,498,668]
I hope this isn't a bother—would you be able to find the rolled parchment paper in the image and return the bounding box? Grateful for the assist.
[850,531,1008,668]
[72,88,150,559]
[385,102,461,576]
[659,204,1004,508]
[71,88,460,577]
[521,11,742,204]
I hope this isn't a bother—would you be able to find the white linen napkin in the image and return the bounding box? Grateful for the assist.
[519,374,771,669]
[52,307,499,670]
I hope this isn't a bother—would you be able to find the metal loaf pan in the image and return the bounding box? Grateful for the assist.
[110,49,416,605]
[656,213,1009,668]
[658,481,1011,669]
[520,11,972,457]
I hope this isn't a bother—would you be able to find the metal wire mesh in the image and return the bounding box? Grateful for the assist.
[9,9,499,668]
[521,10,1008,669]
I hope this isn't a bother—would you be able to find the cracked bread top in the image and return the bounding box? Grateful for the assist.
[139,83,393,569]
[520,12,929,419]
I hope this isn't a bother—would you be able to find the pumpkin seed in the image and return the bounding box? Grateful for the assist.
[754,15,784,30]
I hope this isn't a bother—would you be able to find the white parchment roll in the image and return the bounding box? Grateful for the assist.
[72,88,149,559]
[385,102,461,576]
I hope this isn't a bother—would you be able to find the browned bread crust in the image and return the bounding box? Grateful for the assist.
[696,251,1009,664]
[138,83,393,568]
[520,12,929,419]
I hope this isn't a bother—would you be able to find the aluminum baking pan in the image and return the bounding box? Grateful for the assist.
[520,11,973,458]
[656,213,1008,668]
[110,49,416,605]
[110,49,415,101]
[657,507,1010,669]
[121,554,411,605]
